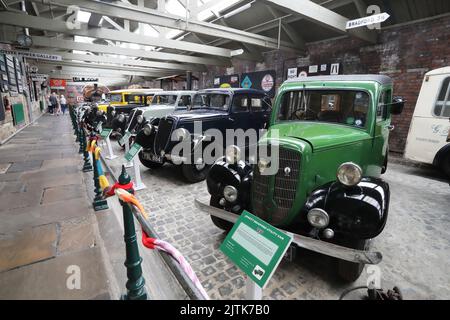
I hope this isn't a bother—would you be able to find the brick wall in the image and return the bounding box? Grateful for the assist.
[194,15,450,153]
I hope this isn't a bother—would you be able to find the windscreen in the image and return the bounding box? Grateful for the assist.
[277,90,370,128]
[151,95,178,105]
[192,93,230,111]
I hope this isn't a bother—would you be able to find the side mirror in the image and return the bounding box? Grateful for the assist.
[391,96,405,115]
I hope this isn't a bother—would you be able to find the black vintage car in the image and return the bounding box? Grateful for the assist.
[135,88,272,182]
[80,104,107,132]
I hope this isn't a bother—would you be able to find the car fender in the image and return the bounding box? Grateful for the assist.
[304,177,390,239]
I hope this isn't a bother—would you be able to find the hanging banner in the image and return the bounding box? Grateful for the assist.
[50,79,67,89]
[31,74,48,82]
[0,49,62,61]
[213,74,240,88]
[241,70,276,98]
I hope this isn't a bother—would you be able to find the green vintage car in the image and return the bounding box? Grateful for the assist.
[196,74,405,281]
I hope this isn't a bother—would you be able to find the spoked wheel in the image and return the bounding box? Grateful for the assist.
[209,196,233,232]
[337,239,370,282]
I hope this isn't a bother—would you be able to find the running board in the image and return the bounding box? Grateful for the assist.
[194,198,382,265]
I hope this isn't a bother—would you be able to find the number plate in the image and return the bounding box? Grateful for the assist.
[142,152,163,163]
[150,154,163,163]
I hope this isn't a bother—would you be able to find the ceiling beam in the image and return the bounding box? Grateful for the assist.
[262,0,376,43]
[209,0,367,48]
[29,35,228,66]
[24,0,301,53]
[41,51,206,72]
[37,61,172,77]
[0,11,233,57]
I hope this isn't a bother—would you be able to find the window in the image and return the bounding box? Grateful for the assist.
[434,77,450,118]
[178,95,191,107]
[278,90,370,128]
[109,94,122,102]
[377,90,391,121]
[192,93,230,111]
[232,96,248,113]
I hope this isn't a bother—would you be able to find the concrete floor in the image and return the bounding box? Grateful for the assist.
[104,139,450,300]
[0,114,111,299]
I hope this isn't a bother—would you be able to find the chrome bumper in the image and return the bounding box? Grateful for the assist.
[194,198,382,265]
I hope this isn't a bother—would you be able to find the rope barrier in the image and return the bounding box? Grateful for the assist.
[78,115,208,300]
[114,188,210,300]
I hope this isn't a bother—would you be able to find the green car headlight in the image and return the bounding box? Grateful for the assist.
[337,162,362,186]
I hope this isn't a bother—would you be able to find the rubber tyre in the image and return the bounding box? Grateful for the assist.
[381,154,388,174]
[181,163,210,183]
[337,239,368,282]
[209,196,233,232]
[138,152,164,169]
[440,151,450,178]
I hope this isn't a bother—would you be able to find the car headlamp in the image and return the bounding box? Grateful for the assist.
[172,128,190,142]
[223,185,238,203]
[111,110,116,117]
[307,208,329,229]
[337,162,362,187]
[137,115,144,124]
[225,145,241,164]
[118,114,125,123]
[143,124,154,136]
[258,158,271,174]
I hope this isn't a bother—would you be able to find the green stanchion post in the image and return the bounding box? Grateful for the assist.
[117,165,148,300]
[91,133,108,211]
[82,128,93,172]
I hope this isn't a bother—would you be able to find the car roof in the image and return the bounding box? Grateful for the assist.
[109,88,164,94]
[199,88,268,95]
[154,91,197,95]
[284,74,393,86]
[426,66,450,76]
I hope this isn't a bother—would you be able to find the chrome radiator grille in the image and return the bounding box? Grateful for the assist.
[272,148,301,225]
[154,117,174,154]
[252,147,301,225]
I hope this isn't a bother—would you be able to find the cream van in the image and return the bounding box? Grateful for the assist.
[404,67,450,176]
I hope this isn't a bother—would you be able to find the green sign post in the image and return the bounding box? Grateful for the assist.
[100,128,113,139]
[220,210,292,292]
[125,142,142,163]
[119,131,132,146]
[100,128,117,160]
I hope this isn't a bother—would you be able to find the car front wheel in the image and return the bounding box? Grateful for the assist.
[440,151,450,178]
[337,239,369,282]
[181,161,210,183]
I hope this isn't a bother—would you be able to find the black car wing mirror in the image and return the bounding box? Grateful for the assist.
[390,96,405,115]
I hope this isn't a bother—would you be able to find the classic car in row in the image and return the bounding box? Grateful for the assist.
[135,88,272,182]
[196,75,405,282]
[97,88,163,113]
[118,91,197,148]
[101,89,162,130]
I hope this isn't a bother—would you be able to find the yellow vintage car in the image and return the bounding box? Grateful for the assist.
[97,88,163,112]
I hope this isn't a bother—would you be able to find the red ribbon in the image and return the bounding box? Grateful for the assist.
[141,228,156,249]
[105,181,134,196]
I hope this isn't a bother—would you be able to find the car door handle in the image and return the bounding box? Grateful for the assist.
[386,125,395,131]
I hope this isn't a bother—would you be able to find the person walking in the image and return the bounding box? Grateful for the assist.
[49,93,58,115]
[60,95,67,115]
